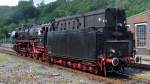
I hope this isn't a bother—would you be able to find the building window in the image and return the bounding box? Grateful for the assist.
[135,23,147,48]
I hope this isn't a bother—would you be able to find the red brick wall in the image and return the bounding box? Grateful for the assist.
[127,12,150,54]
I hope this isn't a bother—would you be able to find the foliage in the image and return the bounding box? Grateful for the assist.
[0,0,150,38]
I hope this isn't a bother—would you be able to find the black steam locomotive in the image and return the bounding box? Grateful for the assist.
[13,8,139,76]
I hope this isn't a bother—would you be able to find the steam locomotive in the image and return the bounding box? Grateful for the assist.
[13,8,139,76]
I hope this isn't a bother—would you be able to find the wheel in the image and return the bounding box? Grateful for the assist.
[119,66,125,73]
[29,53,33,58]
[25,53,28,57]
[104,70,107,76]
[33,54,37,60]
[50,58,54,63]
[93,68,99,75]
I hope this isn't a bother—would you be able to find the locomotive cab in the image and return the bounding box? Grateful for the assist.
[88,8,138,73]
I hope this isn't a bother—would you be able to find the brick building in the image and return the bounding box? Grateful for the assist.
[127,10,150,55]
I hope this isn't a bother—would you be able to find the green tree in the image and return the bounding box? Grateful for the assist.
[1,0,150,39]
[11,0,39,23]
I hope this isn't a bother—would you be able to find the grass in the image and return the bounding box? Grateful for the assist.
[0,53,10,62]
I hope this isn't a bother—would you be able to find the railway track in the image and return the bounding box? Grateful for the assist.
[0,47,150,84]
[131,64,150,70]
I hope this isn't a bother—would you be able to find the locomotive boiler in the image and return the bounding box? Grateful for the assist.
[14,8,139,76]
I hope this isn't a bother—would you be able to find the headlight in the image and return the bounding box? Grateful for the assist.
[112,58,119,66]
